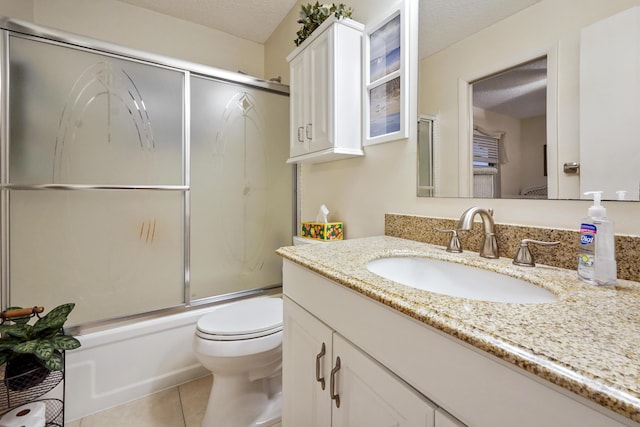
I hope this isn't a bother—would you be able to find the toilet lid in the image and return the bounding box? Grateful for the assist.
[197,297,282,339]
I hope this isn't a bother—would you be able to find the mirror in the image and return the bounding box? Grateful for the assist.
[417,0,640,200]
[472,57,547,199]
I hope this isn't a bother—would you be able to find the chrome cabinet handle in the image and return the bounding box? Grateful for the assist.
[330,356,341,408]
[306,123,312,140]
[297,126,304,142]
[315,342,326,390]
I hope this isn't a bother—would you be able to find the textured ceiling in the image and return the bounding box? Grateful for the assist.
[119,0,542,53]
[118,0,299,43]
[473,57,547,119]
[419,0,542,58]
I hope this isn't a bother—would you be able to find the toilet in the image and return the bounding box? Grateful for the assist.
[193,296,283,427]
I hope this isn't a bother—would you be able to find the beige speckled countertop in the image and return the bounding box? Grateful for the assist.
[277,236,640,424]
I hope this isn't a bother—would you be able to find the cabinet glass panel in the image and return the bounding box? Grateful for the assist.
[9,190,184,327]
[189,76,292,300]
[8,35,184,185]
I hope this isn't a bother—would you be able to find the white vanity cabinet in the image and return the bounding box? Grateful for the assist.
[286,17,364,164]
[283,296,436,426]
[282,259,634,427]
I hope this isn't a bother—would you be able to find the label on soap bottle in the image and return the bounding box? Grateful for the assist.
[577,222,597,283]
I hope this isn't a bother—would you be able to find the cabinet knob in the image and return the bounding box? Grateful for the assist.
[297,126,304,142]
[330,356,341,408]
[315,342,326,390]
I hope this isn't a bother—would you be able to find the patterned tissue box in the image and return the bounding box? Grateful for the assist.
[301,222,343,241]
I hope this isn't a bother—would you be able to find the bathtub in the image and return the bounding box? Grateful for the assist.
[65,305,222,421]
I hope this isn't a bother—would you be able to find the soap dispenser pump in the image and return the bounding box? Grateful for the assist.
[577,191,616,285]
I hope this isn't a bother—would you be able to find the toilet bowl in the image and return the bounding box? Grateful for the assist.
[193,297,283,427]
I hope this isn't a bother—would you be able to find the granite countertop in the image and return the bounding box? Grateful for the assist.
[276,235,640,424]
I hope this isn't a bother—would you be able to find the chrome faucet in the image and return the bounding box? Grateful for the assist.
[457,207,499,258]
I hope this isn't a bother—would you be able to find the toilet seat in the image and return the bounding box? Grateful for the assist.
[196,297,282,341]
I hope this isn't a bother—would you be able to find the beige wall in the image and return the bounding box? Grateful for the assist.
[520,115,547,192]
[266,0,640,238]
[266,0,421,238]
[0,0,265,78]
[0,0,33,20]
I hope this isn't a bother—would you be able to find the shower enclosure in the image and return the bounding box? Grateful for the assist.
[0,19,292,328]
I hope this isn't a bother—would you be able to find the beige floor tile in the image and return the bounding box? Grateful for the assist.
[179,375,211,427]
[79,388,185,427]
[64,420,81,427]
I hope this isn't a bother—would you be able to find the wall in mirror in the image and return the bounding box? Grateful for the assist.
[417,0,640,200]
[472,57,547,199]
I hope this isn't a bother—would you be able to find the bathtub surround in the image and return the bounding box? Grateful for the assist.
[64,306,210,421]
[0,5,292,423]
[385,213,640,282]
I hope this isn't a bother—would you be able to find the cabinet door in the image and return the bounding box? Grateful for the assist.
[283,297,333,427]
[289,52,309,158]
[307,28,332,153]
[331,334,435,427]
[435,409,466,427]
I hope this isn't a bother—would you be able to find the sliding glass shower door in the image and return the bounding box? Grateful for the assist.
[190,76,290,300]
[2,30,292,327]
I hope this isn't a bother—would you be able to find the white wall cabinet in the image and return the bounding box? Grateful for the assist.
[286,17,364,164]
[284,296,437,426]
[282,260,633,427]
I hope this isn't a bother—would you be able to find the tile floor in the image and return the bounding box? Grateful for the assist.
[64,375,282,427]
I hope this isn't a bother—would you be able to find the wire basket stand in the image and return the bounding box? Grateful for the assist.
[0,306,65,426]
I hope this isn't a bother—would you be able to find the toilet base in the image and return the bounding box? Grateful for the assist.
[202,374,281,427]
[254,391,281,426]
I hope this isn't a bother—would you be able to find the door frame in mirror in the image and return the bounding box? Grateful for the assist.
[455,45,559,198]
[417,114,437,196]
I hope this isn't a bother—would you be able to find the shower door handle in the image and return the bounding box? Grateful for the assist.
[297,126,304,142]
[330,356,341,408]
[315,342,326,390]
[305,123,312,140]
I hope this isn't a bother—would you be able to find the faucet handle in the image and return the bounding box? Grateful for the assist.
[512,239,560,267]
[436,229,462,253]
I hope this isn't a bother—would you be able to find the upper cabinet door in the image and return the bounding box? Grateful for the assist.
[289,52,310,158]
[286,17,365,164]
[307,27,331,153]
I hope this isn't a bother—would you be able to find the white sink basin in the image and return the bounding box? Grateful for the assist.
[366,257,557,304]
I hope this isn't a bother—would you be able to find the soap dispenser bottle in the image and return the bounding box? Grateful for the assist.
[577,191,617,285]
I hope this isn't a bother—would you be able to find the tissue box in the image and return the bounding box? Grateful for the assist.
[301,222,343,241]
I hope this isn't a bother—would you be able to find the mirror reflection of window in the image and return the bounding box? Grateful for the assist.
[471,56,547,199]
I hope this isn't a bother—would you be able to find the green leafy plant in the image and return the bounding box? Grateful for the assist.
[0,303,81,373]
[295,2,353,46]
